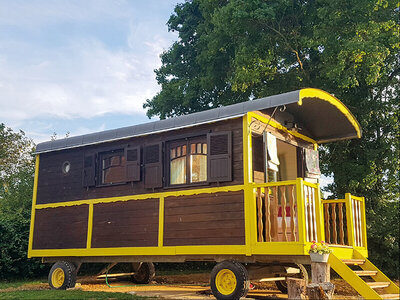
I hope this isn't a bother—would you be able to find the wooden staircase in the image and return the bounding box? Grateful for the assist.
[329,249,399,299]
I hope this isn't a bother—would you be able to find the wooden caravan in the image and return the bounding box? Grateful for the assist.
[29,88,398,299]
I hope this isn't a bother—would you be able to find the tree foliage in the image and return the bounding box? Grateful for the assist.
[0,124,47,279]
[145,0,399,277]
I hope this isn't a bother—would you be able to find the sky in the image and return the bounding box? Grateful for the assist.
[0,0,179,144]
[0,1,333,191]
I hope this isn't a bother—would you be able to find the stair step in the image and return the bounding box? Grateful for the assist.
[354,270,378,276]
[342,259,365,265]
[366,282,390,289]
[380,294,400,299]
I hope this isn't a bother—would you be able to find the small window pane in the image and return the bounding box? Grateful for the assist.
[182,145,187,155]
[191,143,196,153]
[101,150,126,184]
[170,157,186,185]
[171,148,176,159]
[110,156,121,166]
[197,143,202,154]
[177,146,181,157]
[190,154,207,183]
[203,143,207,154]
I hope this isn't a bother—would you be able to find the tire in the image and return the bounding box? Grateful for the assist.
[210,261,250,300]
[275,263,308,294]
[48,261,77,290]
[131,262,155,284]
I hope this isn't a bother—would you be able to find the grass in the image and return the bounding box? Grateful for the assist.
[0,290,148,299]
[0,278,46,289]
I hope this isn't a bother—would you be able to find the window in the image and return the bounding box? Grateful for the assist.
[169,138,207,185]
[99,149,126,185]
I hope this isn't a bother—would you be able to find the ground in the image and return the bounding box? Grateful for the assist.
[2,273,398,299]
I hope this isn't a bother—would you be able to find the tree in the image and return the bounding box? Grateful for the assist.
[144,0,400,277]
[0,124,47,279]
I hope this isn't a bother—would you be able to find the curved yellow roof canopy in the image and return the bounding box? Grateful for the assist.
[298,88,361,141]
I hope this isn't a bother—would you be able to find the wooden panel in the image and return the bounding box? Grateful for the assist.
[32,205,89,249]
[164,191,245,246]
[36,118,243,205]
[91,199,159,248]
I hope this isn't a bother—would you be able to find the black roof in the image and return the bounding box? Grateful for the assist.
[35,89,361,154]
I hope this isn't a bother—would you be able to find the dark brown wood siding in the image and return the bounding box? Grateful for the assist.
[163,191,245,246]
[36,118,243,205]
[32,205,88,249]
[91,199,159,248]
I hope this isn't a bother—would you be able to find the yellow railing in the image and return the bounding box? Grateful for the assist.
[252,178,322,245]
[322,194,367,249]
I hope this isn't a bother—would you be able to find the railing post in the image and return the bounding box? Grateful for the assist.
[315,183,325,242]
[296,178,307,244]
[345,193,355,247]
[360,197,368,249]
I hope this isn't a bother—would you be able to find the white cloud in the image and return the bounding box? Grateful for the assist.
[0,0,133,27]
[0,28,172,127]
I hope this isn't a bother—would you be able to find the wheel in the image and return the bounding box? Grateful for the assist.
[48,261,77,290]
[131,262,155,284]
[210,261,250,300]
[275,263,308,294]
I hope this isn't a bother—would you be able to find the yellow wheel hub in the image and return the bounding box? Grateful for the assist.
[51,268,65,288]
[215,269,237,295]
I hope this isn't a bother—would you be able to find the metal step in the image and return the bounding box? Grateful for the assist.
[366,282,390,289]
[353,270,378,276]
[380,294,400,299]
[342,259,365,265]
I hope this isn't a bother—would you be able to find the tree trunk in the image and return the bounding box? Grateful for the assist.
[287,277,306,299]
[306,282,335,299]
[311,262,330,283]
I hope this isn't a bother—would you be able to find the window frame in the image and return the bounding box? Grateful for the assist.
[166,136,208,187]
[96,146,128,187]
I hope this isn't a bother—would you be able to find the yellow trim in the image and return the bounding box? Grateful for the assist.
[299,88,361,139]
[315,183,325,242]
[30,245,247,257]
[252,242,308,255]
[158,196,164,247]
[321,199,345,204]
[243,114,253,256]
[345,193,355,247]
[252,180,297,188]
[248,111,318,149]
[86,204,93,249]
[35,184,245,210]
[360,197,368,251]
[28,155,40,258]
[175,245,246,255]
[296,178,307,244]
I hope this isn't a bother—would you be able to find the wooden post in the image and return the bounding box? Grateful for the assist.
[307,261,335,299]
[306,282,335,299]
[287,278,306,299]
[311,262,330,283]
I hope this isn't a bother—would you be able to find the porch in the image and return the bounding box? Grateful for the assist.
[249,178,368,258]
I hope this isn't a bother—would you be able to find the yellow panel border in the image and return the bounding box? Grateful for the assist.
[35,184,245,209]
[248,111,318,150]
[86,203,94,249]
[158,196,164,247]
[299,88,361,139]
[27,155,40,258]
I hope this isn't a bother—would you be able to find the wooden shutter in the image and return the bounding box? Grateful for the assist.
[125,145,141,182]
[144,142,163,188]
[82,153,96,187]
[207,131,232,182]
